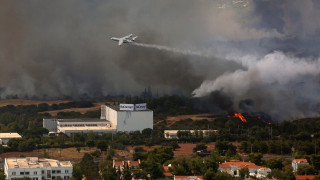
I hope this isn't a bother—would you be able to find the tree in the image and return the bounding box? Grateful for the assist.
[297,164,317,175]
[133,169,148,179]
[203,169,215,180]
[102,166,117,180]
[215,141,236,156]
[38,103,50,112]
[171,158,192,175]
[72,163,82,180]
[189,157,206,174]
[80,153,99,180]
[267,169,283,179]
[248,153,263,165]
[193,144,207,152]
[122,168,132,180]
[283,164,295,180]
[140,153,164,179]
[153,147,174,164]
[239,168,249,178]
[213,171,233,180]
[97,140,108,151]
[311,154,320,171]
[266,158,285,170]
[86,140,95,147]
[203,152,220,173]
[0,172,5,180]
[142,128,153,137]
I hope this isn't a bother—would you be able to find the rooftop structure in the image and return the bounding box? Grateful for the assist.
[0,133,22,145]
[4,157,72,180]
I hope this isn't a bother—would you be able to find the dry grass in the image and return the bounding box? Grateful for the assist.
[166,113,216,127]
[0,147,100,162]
[0,99,71,107]
[42,102,109,116]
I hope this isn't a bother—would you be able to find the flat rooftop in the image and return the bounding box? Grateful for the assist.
[56,118,108,122]
[6,157,72,169]
[0,133,21,139]
[107,105,152,112]
[58,126,114,131]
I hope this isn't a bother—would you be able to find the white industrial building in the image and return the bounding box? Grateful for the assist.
[4,157,72,180]
[101,104,153,132]
[0,133,22,145]
[43,103,153,134]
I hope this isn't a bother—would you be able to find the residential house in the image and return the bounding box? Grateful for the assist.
[292,159,309,173]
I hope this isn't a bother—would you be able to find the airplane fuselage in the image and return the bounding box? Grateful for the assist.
[110,34,137,46]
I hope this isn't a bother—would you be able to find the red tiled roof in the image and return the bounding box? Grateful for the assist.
[114,161,123,165]
[245,178,255,180]
[175,175,203,180]
[130,161,140,165]
[164,172,173,177]
[296,175,315,180]
[164,166,170,172]
[293,159,308,163]
[219,161,261,169]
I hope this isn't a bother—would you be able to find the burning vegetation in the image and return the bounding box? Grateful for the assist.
[234,112,247,123]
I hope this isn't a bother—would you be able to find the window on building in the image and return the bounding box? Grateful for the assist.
[64,176,70,180]
[41,170,44,174]
[34,171,37,175]
[65,170,69,173]
[20,172,24,175]
[52,170,56,173]
[25,172,30,175]
[12,172,16,175]
[52,176,55,180]
[57,170,61,174]
[47,170,51,178]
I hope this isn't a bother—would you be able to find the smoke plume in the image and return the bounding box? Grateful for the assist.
[0,0,320,120]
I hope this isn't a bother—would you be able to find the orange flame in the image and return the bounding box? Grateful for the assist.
[234,112,247,123]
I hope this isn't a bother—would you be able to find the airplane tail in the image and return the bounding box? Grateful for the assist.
[132,36,138,41]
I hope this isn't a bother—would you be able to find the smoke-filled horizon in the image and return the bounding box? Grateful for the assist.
[1,0,320,120]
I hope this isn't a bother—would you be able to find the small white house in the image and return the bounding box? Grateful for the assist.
[164,130,218,139]
[292,159,309,172]
[0,133,21,145]
[257,167,271,178]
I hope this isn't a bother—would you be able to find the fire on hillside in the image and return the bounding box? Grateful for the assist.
[234,112,247,123]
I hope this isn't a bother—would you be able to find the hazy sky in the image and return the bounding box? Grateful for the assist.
[0,0,320,119]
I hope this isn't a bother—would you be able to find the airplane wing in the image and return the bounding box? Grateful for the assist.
[118,39,124,46]
[123,34,133,39]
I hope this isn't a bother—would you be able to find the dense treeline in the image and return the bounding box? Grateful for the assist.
[1,96,320,179]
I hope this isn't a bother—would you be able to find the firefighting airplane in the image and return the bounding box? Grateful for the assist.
[111,34,138,46]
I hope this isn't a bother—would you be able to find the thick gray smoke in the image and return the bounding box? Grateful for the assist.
[0,0,319,120]
[133,43,214,58]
